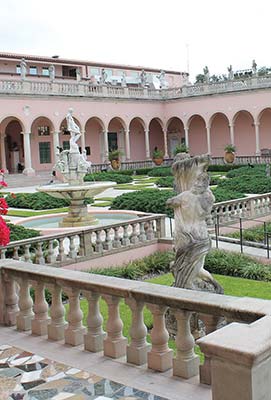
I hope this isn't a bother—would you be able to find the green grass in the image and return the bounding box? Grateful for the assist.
[92,201,112,207]
[94,197,114,202]
[115,184,154,190]
[7,207,69,217]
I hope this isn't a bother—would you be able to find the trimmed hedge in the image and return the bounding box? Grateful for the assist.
[147,167,172,177]
[207,164,244,172]
[6,192,70,210]
[110,189,175,217]
[135,167,153,175]
[218,174,271,194]
[211,187,245,202]
[226,164,266,178]
[84,172,133,184]
[8,223,40,242]
[156,176,174,188]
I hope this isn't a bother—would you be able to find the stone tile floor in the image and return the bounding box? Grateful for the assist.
[0,345,168,400]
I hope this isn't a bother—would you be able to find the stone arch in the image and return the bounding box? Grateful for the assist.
[166,116,185,157]
[129,117,146,161]
[30,116,55,171]
[233,110,255,155]
[257,108,271,152]
[107,117,126,158]
[209,112,230,157]
[0,116,25,173]
[187,114,208,155]
[148,117,164,156]
[85,116,106,163]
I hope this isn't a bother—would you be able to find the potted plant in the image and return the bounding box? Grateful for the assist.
[109,149,123,170]
[152,147,164,165]
[224,144,236,164]
[173,143,189,156]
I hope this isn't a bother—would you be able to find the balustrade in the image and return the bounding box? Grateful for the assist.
[1,259,271,397]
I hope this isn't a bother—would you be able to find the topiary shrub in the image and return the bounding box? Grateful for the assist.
[207,164,243,172]
[8,223,40,242]
[218,174,271,194]
[110,189,175,217]
[226,165,266,178]
[6,192,70,210]
[156,176,174,188]
[212,187,245,202]
[84,172,132,184]
[147,167,172,177]
[135,167,153,175]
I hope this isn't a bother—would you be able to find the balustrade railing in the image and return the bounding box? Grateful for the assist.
[0,214,166,265]
[0,258,270,395]
[2,74,271,100]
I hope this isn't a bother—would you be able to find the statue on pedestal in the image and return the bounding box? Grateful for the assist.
[157,70,166,88]
[140,69,147,87]
[203,66,210,83]
[252,59,257,76]
[100,68,107,85]
[227,65,234,80]
[66,108,81,153]
[49,65,55,81]
[20,58,27,80]
[121,71,127,87]
[167,154,223,292]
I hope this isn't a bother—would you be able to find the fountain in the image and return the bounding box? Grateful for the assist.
[38,109,116,227]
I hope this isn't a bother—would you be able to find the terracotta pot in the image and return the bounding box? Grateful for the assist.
[224,151,235,164]
[111,159,121,170]
[153,158,164,166]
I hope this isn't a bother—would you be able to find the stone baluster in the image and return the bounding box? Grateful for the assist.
[78,233,85,257]
[103,228,113,251]
[147,304,173,371]
[23,244,32,263]
[173,310,199,378]
[0,249,6,259]
[156,216,166,238]
[64,287,85,346]
[34,242,45,264]
[125,298,150,365]
[47,284,67,340]
[57,238,66,262]
[112,227,122,248]
[130,223,139,244]
[139,222,147,242]
[121,224,130,246]
[146,221,155,240]
[83,291,105,352]
[46,239,56,263]
[103,295,127,358]
[95,230,103,253]
[12,246,20,260]
[31,282,50,335]
[3,274,19,326]
[69,235,77,259]
[16,278,34,331]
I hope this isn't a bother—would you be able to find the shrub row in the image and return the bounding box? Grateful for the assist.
[6,192,70,210]
[207,164,244,172]
[8,223,40,242]
[218,174,271,194]
[84,172,133,184]
[226,164,266,178]
[156,176,174,188]
[211,187,245,202]
[147,167,172,177]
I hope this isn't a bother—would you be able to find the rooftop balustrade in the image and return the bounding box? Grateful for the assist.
[2,74,271,100]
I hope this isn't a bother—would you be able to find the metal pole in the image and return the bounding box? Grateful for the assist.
[169,218,173,238]
[267,233,270,259]
[215,223,219,248]
[216,214,220,237]
[264,222,267,245]
[240,217,243,254]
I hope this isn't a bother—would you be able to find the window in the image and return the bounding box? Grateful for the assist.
[29,66,37,75]
[104,69,113,77]
[42,67,49,76]
[108,132,118,152]
[130,71,139,77]
[39,142,51,164]
[63,141,70,150]
[79,146,91,155]
[90,67,99,76]
[38,126,50,136]
[16,65,21,74]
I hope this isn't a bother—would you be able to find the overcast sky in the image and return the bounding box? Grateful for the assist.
[0,0,270,81]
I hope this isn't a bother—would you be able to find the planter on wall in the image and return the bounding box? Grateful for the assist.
[153,158,164,166]
[224,151,235,164]
[111,159,121,170]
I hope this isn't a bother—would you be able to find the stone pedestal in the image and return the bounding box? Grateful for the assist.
[197,316,271,400]
[60,199,98,227]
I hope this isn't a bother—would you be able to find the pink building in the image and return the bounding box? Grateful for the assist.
[0,52,271,175]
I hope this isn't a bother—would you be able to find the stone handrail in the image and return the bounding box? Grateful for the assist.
[3,74,271,100]
[0,213,166,266]
[211,192,271,225]
[1,258,271,391]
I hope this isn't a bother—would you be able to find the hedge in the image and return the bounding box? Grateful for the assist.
[147,167,172,177]
[110,189,175,217]
[156,176,174,188]
[84,172,133,184]
[6,192,70,210]
[226,164,266,178]
[207,164,244,172]
[218,174,271,194]
[8,223,40,242]
[211,187,245,202]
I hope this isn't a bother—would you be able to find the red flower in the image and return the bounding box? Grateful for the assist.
[0,169,4,173]
[0,198,8,215]
[0,180,7,187]
[0,216,9,246]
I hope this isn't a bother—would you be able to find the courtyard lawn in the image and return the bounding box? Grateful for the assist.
[7,207,69,217]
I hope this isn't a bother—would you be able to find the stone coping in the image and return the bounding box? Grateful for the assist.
[197,316,271,366]
[1,260,271,322]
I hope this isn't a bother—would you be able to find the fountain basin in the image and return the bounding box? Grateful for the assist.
[37,181,116,227]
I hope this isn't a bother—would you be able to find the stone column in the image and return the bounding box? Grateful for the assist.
[144,129,151,159]
[81,130,86,151]
[184,126,189,148]
[0,134,8,173]
[163,129,169,158]
[254,122,260,155]
[22,132,35,176]
[103,130,109,162]
[52,131,60,163]
[229,123,235,145]
[125,130,131,160]
[206,125,211,154]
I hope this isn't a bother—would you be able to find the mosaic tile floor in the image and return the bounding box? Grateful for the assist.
[0,345,169,400]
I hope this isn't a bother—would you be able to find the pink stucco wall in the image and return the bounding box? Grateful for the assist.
[210,113,230,156]
[188,116,208,155]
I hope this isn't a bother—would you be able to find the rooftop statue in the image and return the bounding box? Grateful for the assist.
[227,65,234,80]
[157,70,166,89]
[203,66,210,83]
[167,154,223,293]
[20,58,27,80]
[140,69,147,87]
